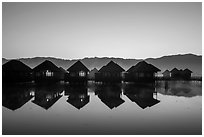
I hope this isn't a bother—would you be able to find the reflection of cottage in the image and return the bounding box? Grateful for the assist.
[95,84,125,109]
[88,68,98,80]
[2,84,34,111]
[124,61,160,82]
[124,84,160,109]
[95,61,125,83]
[32,84,63,110]
[2,60,33,83]
[170,68,192,80]
[66,60,89,84]
[33,60,64,83]
[162,70,171,78]
[65,85,89,109]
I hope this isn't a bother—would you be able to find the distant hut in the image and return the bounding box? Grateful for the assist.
[2,60,33,83]
[181,68,192,80]
[162,70,171,79]
[59,67,68,81]
[95,61,125,83]
[66,60,89,84]
[124,61,160,82]
[170,68,180,79]
[33,60,63,83]
[88,68,98,80]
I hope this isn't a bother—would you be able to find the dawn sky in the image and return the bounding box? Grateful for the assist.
[2,2,202,59]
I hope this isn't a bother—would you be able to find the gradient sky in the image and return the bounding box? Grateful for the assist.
[2,2,202,59]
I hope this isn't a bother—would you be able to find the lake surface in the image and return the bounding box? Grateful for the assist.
[2,81,202,135]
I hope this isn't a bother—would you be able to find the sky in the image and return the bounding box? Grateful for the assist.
[2,2,202,59]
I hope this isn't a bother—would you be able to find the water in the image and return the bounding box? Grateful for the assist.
[2,81,202,135]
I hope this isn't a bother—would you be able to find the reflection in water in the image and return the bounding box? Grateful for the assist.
[2,81,202,135]
[65,84,90,109]
[95,84,125,109]
[124,84,160,109]
[2,83,34,111]
[32,83,64,110]
[156,81,202,97]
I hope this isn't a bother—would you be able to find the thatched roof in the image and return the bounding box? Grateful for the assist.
[183,68,192,73]
[33,60,61,72]
[2,60,32,72]
[99,61,125,73]
[127,61,160,73]
[170,68,179,73]
[59,67,68,73]
[67,60,89,72]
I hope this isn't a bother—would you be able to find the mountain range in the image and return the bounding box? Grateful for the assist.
[2,54,202,76]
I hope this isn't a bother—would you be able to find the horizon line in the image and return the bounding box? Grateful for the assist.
[2,53,202,60]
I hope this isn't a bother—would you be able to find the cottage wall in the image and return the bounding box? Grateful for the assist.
[124,72,155,82]
[95,72,123,83]
[3,71,33,83]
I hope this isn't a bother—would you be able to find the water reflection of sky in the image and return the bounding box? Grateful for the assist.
[2,81,202,135]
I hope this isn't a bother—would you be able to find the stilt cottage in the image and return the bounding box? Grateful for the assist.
[170,68,180,79]
[170,68,192,80]
[182,69,192,80]
[88,68,98,80]
[124,61,160,82]
[2,60,33,83]
[59,67,68,81]
[95,61,125,83]
[66,60,89,84]
[33,60,63,83]
[162,70,171,79]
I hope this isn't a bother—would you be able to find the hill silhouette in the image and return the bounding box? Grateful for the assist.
[2,54,202,76]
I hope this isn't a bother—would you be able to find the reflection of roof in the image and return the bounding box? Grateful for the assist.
[67,96,89,109]
[99,97,125,109]
[127,61,160,73]
[67,60,89,72]
[33,60,61,72]
[3,96,33,111]
[99,61,125,73]
[126,94,160,109]
[2,84,34,111]
[32,95,62,110]
[3,91,33,111]
[3,60,32,72]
